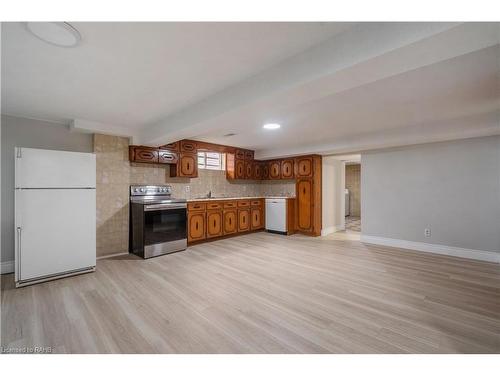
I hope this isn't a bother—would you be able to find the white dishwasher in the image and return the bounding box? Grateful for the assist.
[265,198,287,234]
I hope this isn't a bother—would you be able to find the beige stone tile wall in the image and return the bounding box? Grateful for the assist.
[345,164,361,217]
[94,134,295,257]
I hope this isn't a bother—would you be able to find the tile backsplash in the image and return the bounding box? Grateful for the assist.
[94,134,295,257]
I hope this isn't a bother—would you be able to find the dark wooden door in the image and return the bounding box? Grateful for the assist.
[179,153,198,177]
[206,210,223,238]
[281,159,294,179]
[130,147,158,163]
[235,160,245,179]
[253,163,262,179]
[269,161,281,179]
[245,162,253,179]
[262,163,269,179]
[223,210,237,235]
[296,179,313,232]
[188,212,205,242]
[251,207,263,230]
[296,156,313,178]
[238,209,250,232]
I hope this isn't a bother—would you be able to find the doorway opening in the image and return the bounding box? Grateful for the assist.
[345,161,361,232]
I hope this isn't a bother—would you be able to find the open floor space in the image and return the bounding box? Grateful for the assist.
[2,232,499,354]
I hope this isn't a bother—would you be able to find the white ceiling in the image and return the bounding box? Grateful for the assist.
[2,22,499,157]
[1,22,353,126]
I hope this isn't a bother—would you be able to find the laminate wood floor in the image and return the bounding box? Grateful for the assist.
[2,232,499,353]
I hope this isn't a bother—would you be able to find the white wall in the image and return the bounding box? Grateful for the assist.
[1,115,93,270]
[322,156,345,235]
[361,136,500,256]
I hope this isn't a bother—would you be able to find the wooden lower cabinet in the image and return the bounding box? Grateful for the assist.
[188,199,265,244]
[223,209,237,235]
[238,208,250,232]
[188,212,206,242]
[206,210,223,238]
[296,178,313,232]
[251,207,264,230]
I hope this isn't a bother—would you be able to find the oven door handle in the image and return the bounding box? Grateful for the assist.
[144,203,187,211]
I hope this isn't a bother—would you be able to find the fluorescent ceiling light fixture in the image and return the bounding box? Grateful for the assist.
[25,22,81,48]
[263,123,281,130]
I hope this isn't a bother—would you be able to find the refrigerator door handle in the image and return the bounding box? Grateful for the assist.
[17,227,22,277]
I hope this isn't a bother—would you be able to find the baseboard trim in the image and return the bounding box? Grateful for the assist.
[321,225,345,236]
[96,251,129,260]
[1,260,15,274]
[361,235,500,263]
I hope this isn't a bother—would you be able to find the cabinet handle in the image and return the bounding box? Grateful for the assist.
[195,222,198,230]
[17,227,22,276]
[213,220,216,227]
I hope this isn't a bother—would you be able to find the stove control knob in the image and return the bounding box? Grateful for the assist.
[139,188,145,193]
[133,188,138,192]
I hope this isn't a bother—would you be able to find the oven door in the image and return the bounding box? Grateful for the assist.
[143,203,187,258]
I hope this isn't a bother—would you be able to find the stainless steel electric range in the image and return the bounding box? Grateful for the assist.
[129,185,187,259]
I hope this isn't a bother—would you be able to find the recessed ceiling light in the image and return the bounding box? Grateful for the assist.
[25,22,81,48]
[263,123,281,130]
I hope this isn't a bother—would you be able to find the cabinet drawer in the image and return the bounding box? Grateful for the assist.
[237,200,250,207]
[251,199,262,206]
[206,202,222,210]
[223,201,237,209]
[188,202,206,211]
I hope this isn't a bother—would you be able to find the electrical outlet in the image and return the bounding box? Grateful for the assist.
[185,186,190,193]
[424,228,431,238]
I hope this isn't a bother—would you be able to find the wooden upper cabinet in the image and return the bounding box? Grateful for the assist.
[223,209,237,235]
[129,146,158,163]
[262,163,269,179]
[158,150,179,164]
[235,149,245,160]
[180,140,197,153]
[269,160,281,179]
[160,142,180,152]
[296,179,313,232]
[188,212,206,242]
[206,210,223,238]
[171,152,198,178]
[281,159,294,179]
[244,150,254,160]
[296,156,313,178]
[245,161,253,179]
[251,207,263,230]
[235,159,245,179]
[253,162,263,180]
[238,209,250,232]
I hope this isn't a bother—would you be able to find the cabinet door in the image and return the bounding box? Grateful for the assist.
[251,207,263,230]
[223,210,237,235]
[188,212,206,242]
[235,160,245,179]
[296,156,313,178]
[238,209,250,232]
[158,150,179,164]
[253,163,263,179]
[206,210,223,238]
[179,153,198,177]
[235,149,245,160]
[269,161,281,179]
[245,161,253,179]
[281,159,294,179]
[130,147,158,163]
[244,150,254,160]
[262,163,269,179]
[180,140,197,153]
[296,179,313,232]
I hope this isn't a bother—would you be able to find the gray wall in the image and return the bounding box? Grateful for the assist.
[1,115,93,264]
[361,136,500,253]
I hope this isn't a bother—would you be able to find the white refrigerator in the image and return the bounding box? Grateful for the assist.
[15,147,96,287]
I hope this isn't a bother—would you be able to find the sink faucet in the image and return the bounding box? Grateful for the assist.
[206,190,212,198]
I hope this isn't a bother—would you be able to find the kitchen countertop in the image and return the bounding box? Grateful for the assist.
[187,196,295,202]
